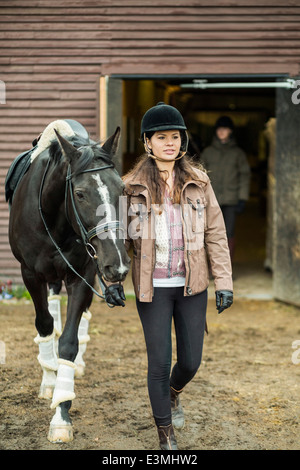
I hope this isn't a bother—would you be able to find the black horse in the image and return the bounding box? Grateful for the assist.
[7,120,130,442]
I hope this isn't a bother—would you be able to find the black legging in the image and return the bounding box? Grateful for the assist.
[136,286,207,427]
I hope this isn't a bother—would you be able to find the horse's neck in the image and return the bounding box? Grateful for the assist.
[41,162,67,215]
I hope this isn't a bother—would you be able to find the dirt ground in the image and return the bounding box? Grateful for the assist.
[1,292,300,451]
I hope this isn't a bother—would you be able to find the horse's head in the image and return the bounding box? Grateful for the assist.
[55,128,130,283]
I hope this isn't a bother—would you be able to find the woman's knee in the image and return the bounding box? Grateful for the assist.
[176,357,202,381]
[148,357,172,382]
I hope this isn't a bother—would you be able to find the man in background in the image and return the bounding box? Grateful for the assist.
[201,116,251,262]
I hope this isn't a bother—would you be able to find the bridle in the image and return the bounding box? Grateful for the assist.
[38,157,124,305]
[65,164,124,259]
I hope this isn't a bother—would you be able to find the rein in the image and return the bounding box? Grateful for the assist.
[38,158,123,306]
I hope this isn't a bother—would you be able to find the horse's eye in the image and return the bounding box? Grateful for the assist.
[75,190,85,200]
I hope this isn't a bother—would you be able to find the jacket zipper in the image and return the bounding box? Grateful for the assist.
[181,202,192,295]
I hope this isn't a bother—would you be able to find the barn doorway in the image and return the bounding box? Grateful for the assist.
[101,75,299,304]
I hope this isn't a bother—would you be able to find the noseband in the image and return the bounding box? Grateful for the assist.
[38,158,124,304]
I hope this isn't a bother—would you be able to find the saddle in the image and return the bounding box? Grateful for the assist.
[5,147,34,206]
[5,119,89,206]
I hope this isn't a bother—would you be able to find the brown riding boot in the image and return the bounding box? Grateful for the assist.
[170,387,185,429]
[157,424,178,450]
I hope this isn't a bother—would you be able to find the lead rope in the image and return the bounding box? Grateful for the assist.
[38,159,114,306]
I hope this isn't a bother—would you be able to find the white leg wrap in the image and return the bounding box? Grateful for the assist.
[39,369,57,400]
[75,310,91,377]
[48,295,62,337]
[34,331,58,371]
[50,359,76,409]
[77,310,91,344]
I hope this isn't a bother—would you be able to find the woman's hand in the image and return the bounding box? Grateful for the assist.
[215,290,233,314]
[105,284,126,307]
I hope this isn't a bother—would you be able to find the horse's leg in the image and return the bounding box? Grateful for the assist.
[48,277,91,377]
[48,278,93,443]
[48,278,91,377]
[21,265,58,399]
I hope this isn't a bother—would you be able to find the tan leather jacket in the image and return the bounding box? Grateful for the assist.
[123,168,233,302]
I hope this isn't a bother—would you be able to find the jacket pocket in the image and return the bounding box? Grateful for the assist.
[185,196,206,250]
[128,196,151,241]
[188,246,209,295]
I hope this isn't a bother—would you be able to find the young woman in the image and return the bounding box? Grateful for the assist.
[105,102,233,450]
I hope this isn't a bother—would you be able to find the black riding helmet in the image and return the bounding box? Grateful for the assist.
[141,102,189,156]
[141,102,187,135]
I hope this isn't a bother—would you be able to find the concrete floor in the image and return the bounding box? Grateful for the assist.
[215,263,273,301]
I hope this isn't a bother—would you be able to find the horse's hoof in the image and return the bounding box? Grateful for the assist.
[38,385,54,400]
[47,424,73,443]
[75,363,85,378]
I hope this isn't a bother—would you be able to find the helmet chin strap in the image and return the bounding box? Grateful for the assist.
[143,132,188,162]
[146,150,186,162]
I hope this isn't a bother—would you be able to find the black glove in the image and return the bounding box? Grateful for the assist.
[105,283,126,307]
[216,290,233,314]
[235,200,246,214]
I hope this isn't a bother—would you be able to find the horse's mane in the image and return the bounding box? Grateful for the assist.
[49,135,114,176]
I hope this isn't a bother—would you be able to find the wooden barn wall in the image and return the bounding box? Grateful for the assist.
[0,0,300,283]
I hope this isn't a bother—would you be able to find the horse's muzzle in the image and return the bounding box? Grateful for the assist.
[102,263,130,283]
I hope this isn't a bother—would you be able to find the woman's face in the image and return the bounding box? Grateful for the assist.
[146,130,181,161]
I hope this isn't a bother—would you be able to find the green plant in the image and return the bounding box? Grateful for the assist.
[11,285,31,300]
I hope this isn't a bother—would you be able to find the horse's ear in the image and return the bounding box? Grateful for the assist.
[54,129,80,162]
[101,127,121,157]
